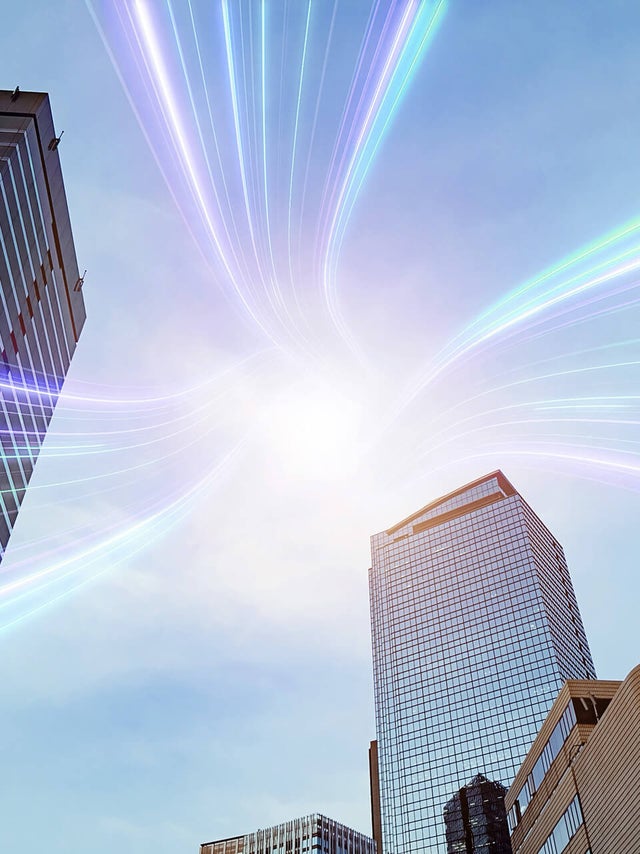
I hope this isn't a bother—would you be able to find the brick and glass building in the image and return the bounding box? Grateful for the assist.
[443,774,512,854]
[200,814,376,854]
[369,471,595,853]
[0,89,86,557]
[505,665,640,854]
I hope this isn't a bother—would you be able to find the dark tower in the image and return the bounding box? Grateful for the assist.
[0,90,86,557]
[443,774,512,853]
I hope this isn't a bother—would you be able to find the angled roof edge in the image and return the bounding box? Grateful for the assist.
[385,470,517,536]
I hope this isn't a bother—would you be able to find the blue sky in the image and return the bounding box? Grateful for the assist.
[1,2,640,852]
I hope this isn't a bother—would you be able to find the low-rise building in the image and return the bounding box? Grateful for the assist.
[200,814,376,854]
[505,664,640,854]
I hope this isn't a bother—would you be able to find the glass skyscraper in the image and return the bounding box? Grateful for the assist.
[0,89,86,558]
[369,471,595,853]
[200,814,376,854]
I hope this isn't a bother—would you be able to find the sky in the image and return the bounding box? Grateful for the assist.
[1,1,640,852]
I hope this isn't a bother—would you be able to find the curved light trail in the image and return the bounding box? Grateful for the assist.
[1,1,640,626]
[87,0,448,361]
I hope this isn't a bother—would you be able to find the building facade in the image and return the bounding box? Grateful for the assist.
[506,665,640,854]
[0,89,86,557]
[200,814,376,854]
[369,471,595,853]
[443,774,512,854]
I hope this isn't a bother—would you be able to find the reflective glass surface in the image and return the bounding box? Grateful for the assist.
[370,475,595,853]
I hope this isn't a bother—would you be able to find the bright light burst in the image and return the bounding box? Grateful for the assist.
[262,379,365,481]
[2,1,640,626]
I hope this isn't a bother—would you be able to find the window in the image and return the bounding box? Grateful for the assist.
[538,796,583,854]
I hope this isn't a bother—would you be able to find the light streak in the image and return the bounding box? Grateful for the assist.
[321,0,448,352]
[87,0,448,360]
[286,0,313,286]
[133,0,279,345]
[388,218,640,426]
[0,349,271,621]
[2,1,640,631]
[0,437,245,631]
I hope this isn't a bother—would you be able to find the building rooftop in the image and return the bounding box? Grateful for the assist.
[379,470,517,539]
[0,88,86,341]
[201,814,375,849]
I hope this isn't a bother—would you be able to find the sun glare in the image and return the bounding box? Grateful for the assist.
[262,382,364,481]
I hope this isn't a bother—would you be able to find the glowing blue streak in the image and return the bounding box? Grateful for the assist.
[287,0,314,284]
[322,0,448,353]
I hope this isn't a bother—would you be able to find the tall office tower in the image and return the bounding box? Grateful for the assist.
[443,774,511,854]
[200,814,376,854]
[369,471,595,853]
[0,89,86,558]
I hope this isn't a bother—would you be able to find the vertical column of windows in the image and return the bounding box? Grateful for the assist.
[12,138,59,434]
[371,543,402,853]
[6,128,65,403]
[15,145,58,418]
[525,505,595,682]
[0,218,31,493]
[23,126,71,374]
[0,149,42,509]
[0,123,43,542]
[0,238,22,533]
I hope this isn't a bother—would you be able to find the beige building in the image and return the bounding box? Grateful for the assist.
[505,664,640,854]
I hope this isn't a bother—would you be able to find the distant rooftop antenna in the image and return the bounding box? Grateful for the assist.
[48,130,64,151]
[73,270,87,292]
[10,86,20,101]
